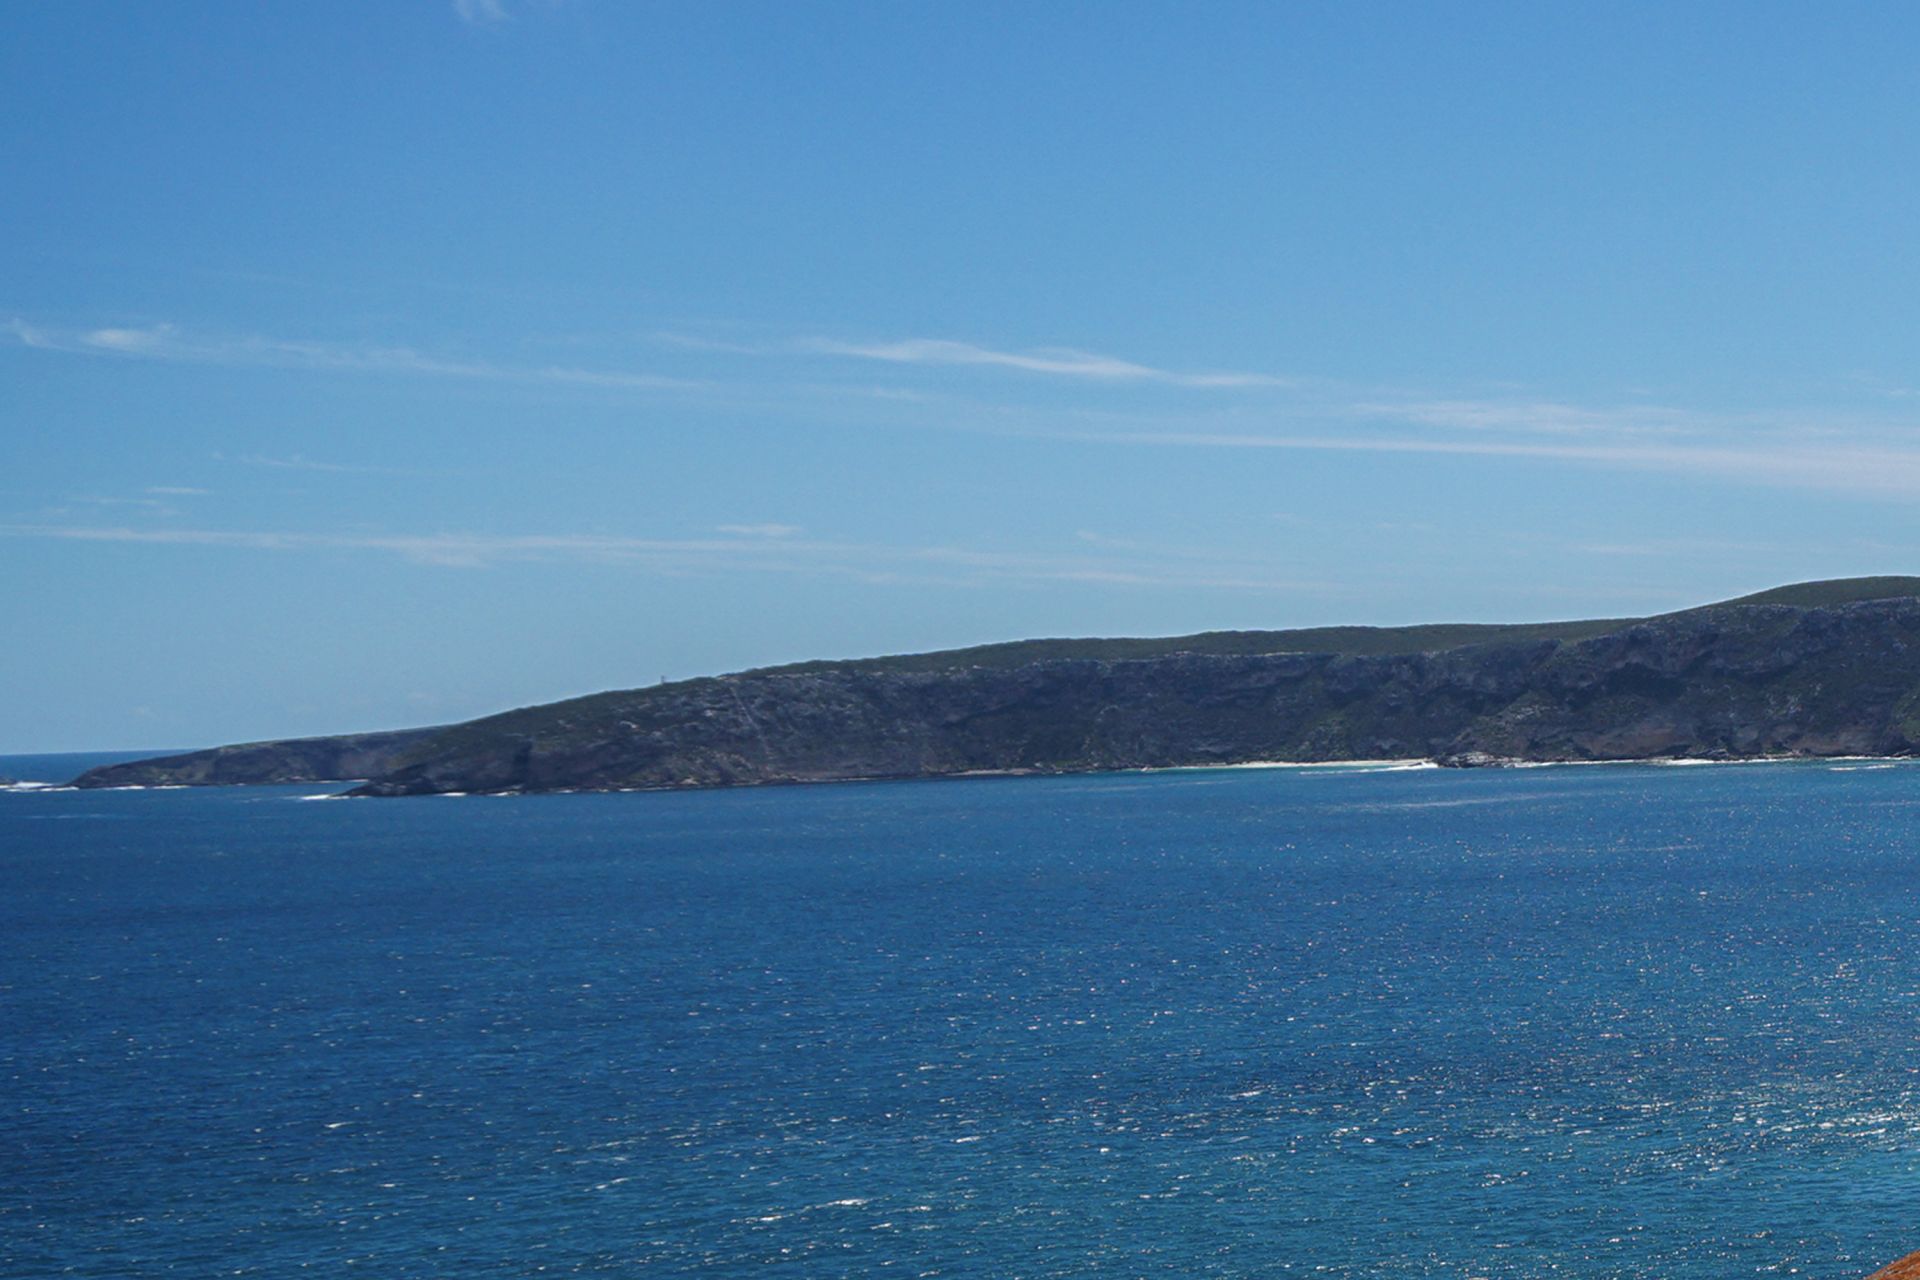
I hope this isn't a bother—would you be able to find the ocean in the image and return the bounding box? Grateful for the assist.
[3,755,1917,1277]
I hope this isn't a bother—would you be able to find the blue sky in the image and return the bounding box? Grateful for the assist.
[6,1,1920,752]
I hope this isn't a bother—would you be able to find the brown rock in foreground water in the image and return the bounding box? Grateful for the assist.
[1867,1253,1920,1280]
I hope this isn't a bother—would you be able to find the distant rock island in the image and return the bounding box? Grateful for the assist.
[70,577,1920,796]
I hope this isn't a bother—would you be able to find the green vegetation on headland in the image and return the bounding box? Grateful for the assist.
[70,576,1920,795]
[1707,576,1920,609]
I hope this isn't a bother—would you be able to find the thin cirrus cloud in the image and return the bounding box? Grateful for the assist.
[18,313,1920,498]
[0,522,1320,592]
[797,336,1293,388]
[227,454,366,474]
[6,319,696,392]
[214,452,437,478]
[12,314,1296,400]
[451,0,509,24]
[1353,398,1718,436]
[715,523,803,538]
[1063,423,1920,498]
[775,337,1920,497]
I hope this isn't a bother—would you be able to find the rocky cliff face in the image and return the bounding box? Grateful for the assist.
[71,728,439,788]
[339,598,1920,795]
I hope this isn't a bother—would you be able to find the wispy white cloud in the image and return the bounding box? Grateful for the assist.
[452,0,509,24]
[1057,423,1920,498]
[648,327,1287,387]
[6,319,56,350]
[45,495,186,519]
[9,319,696,392]
[646,331,764,355]
[145,486,210,496]
[225,453,366,474]
[799,336,1292,388]
[22,313,1920,500]
[84,326,171,354]
[716,523,802,538]
[1355,398,1712,436]
[213,452,436,479]
[1573,537,1786,557]
[0,522,1324,592]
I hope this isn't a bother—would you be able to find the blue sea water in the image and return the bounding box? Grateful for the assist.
[3,758,1919,1278]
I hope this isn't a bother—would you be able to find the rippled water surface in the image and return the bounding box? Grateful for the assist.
[4,757,1919,1277]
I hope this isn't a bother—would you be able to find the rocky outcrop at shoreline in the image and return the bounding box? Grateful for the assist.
[71,728,438,789]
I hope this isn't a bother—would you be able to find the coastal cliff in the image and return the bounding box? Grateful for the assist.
[69,578,1920,796]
